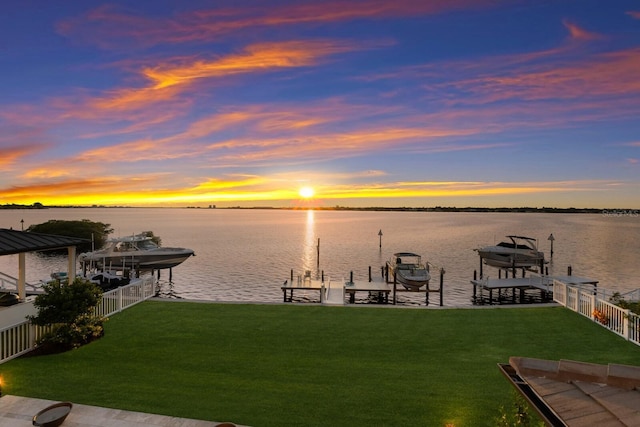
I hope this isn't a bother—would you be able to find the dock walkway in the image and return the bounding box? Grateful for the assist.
[471,275,599,305]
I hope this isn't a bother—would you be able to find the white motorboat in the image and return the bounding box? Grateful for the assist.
[78,234,194,271]
[387,252,431,291]
[476,235,544,268]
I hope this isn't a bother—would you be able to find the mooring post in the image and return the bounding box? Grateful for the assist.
[321,270,324,282]
[317,238,320,269]
[393,271,397,305]
[290,269,293,281]
[439,268,445,306]
[368,266,372,282]
[568,265,572,276]
[349,271,353,284]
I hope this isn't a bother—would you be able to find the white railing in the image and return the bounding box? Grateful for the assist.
[0,271,41,294]
[0,276,155,364]
[95,276,155,318]
[554,280,640,347]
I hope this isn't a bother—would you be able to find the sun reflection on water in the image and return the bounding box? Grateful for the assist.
[302,210,317,277]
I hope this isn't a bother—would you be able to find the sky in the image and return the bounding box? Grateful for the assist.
[1,0,639,209]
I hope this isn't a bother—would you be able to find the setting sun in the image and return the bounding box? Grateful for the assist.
[299,186,315,199]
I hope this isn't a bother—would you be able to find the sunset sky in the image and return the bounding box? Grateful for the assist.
[1,1,639,208]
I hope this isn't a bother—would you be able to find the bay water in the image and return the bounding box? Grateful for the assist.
[1,208,638,306]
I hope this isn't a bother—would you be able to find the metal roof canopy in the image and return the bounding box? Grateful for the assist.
[0,228,89,255]
[0,228,89,299]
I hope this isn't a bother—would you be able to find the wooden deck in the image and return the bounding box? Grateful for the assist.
[344,279,390,304]
[282,266,445,306]
[500,357,640,426]
[470,275,598,305]
[281,277,324,303]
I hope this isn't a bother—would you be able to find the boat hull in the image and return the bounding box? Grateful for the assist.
[79,249,194,271]
[477,248,544,268]
[394,270,430,291]
[387,252,431,291]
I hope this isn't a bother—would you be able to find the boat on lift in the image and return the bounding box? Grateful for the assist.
[476,235,544,268]
[78,233,194,272]
[387,252,431,291]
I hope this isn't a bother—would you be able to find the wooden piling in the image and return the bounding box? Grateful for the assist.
[439,268,444,306]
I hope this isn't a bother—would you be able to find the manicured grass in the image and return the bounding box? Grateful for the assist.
[2,302,640,426]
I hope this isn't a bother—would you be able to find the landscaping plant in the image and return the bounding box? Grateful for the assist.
[28,277,105,354]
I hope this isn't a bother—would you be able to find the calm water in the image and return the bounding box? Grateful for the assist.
[1,208,639,306]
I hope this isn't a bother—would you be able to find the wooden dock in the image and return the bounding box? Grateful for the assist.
[383,264,445,306]
[344,279,390,304]
[283,266,445,306]
[470,274,599,305]
[281,272,325,303]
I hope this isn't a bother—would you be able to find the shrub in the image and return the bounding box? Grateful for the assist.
[609,292,640,315]
[29,277,106,353]
[27,219,113,253]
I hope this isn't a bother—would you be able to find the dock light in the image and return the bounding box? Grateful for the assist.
[0,375,3,397]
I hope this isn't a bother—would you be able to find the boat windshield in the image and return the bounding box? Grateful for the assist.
[137,239,159,250]
[112,238,158,251]
[395,255,421,265]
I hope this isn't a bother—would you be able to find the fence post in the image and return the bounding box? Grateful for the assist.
[624,308,630,341]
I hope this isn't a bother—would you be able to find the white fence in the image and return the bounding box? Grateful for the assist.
[553,280,640,347]
[0,276,155,364]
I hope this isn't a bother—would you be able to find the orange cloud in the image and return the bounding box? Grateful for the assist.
[415,44,640,109]
[562,19,603,41]
[318,179,621,200]
[0,139,48,168]
[143,40,357,89]
[57,1,503,48]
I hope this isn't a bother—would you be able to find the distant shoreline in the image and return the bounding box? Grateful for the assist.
[2,203,638,215]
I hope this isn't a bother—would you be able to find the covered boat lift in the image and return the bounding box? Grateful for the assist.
[0,228,89,300]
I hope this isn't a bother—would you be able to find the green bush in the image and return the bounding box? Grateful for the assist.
[29,277,106,353]
[27,219,113,253]
[609,292,640,315]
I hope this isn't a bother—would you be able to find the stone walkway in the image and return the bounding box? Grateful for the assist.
[0,395,244,427]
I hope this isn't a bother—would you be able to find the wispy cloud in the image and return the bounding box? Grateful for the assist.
[57,0,503,48]
[562,19,604,41]
[626,11,640,19]
[143,40,359,89]
[0,145,42,167]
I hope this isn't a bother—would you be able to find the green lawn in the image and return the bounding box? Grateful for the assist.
[2,301,639,426]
